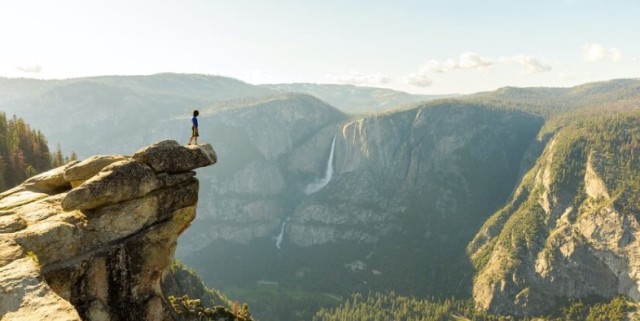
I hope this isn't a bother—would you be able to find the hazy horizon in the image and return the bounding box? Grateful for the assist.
[2,72,638,97]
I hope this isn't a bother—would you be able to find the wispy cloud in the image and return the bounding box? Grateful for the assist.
[403,72,434,87]
[16,63,43,73]
[405,52,553,87]
[404,52,491,87]
[421,52,492,73]
[332,72,391,85]
[582,43,623,62]
[610,48,623,62]
[500,55,552,74]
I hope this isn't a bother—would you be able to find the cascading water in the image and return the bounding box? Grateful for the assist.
[304,135,336,195]
[275,136,337,249]
[275,217,290,249]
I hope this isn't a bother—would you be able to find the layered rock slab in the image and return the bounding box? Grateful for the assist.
[0,140,216,321]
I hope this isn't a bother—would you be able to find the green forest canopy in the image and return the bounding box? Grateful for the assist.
[0,112,74,191]
[312,292,637,321]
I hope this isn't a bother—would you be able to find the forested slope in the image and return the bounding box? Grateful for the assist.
[469,111,640,315]
[0,112,64,191]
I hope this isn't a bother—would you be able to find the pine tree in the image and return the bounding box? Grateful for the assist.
[0,112,72,191]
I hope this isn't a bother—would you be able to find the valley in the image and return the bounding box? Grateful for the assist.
[1,74,639,320]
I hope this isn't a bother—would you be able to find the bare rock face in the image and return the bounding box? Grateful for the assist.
[0,140,216,321]
[22,160,79,193]
[132,140,217,173]
[64,155,129,187]
[61,159,162,211]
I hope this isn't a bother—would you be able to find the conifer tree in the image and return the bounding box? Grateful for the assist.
[0,112,73,191]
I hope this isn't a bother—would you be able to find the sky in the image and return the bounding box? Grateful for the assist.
[0,0,638,94]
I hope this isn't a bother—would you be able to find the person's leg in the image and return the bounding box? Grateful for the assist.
[189,126,196,145]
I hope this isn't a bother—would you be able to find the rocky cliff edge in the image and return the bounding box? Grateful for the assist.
[0,140,216,321]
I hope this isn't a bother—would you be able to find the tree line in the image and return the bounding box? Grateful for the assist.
[0,112,75,191]
[312,292,637,321]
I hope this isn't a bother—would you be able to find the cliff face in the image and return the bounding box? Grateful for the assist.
[178,94,346,251]
[286,104,542,248]
[469,113,640,315]
[183,102,544,299]
[0,140,216,321]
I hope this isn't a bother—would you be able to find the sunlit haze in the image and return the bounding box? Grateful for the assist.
[1,0,638,94]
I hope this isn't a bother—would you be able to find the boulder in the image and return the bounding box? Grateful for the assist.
[132,140,217,173]
[61,160,161,211]
[23,161,79,193]
[64,155,129,184]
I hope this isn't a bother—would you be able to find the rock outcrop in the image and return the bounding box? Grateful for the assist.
[0,140,216,321]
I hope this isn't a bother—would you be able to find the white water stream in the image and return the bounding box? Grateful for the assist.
[276,136,338,249]
[275,217,290,249]
[304,135,336,195]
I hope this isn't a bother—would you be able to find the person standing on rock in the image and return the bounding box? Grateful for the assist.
[188,110,199,145]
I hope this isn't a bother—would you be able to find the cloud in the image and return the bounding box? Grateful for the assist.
[582,43,606,62]
[610,48,623,62]
[403,52,491,87]
[500,55,552,74]
[403,72,434,87]
[333,72,391,85]
[16,63,43,73]
[582,43,623,62]
[404,51,552,87]
[422,52,492,73]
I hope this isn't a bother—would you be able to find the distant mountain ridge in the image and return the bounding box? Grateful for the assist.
[468,78,640,116]
[0,73,275,158]
[0,73,273,105]
[262,82,453,114]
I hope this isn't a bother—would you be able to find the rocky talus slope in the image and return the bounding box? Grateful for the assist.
[0,140,216,321]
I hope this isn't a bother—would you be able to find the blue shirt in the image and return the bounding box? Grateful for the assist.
[192,116,198,128]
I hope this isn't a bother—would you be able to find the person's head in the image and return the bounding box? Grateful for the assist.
[193,110,199,117]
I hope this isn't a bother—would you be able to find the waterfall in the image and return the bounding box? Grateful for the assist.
[304,135,336,195]
[275,218,290,249]
[278,136,336,249]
